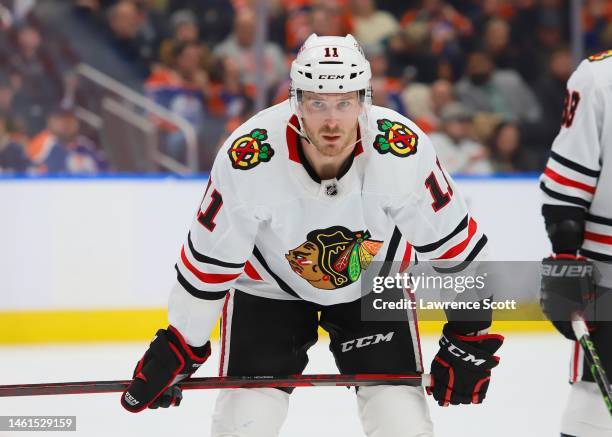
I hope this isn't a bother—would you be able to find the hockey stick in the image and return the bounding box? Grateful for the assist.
[571,313,612,417]
[0,373,430,397]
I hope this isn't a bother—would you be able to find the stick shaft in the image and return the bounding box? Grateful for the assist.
[0,373,427,397]
[571,315,612,417]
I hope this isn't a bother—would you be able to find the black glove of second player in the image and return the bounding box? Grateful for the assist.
[121,326,210,413]
[427,323,503,406]
[540,254,595,340]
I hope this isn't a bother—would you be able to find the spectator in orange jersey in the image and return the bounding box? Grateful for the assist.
[0,116,29,173]
[145,41,209,162]
[28,105,106,174]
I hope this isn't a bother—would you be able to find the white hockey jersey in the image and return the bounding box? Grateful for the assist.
[540,50,612,286]
[174,100,487,306]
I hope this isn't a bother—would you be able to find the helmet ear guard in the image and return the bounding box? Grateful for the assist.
[358,87,372,105]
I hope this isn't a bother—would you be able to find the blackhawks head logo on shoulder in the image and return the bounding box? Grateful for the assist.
[374,119,419,158]
[588,49,612,62]
[228,128,274,170]
[285,226,383,290]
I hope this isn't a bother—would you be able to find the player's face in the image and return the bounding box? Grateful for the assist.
[299,92,361,157]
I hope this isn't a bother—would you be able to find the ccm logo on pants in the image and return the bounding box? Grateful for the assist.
[341,332,395,352]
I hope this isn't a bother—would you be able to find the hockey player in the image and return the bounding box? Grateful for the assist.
[539,49,612,437]
[120,34,503,436]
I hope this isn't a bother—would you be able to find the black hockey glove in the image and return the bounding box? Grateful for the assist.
[121,326,210,413]
[427,323,503,406]
[540,255,595,340]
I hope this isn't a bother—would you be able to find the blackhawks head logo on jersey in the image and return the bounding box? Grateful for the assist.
[285,226,383,290]
[228,128,274,170]
[374,119,418,158]
[588,49,612,62]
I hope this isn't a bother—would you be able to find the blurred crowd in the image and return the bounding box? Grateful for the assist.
[1,0,612,175]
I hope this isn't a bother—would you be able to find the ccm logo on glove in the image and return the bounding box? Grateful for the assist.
[120,326,211,413]
[123,391,139,407]
[428,324,503,406]
[439,334,487,366]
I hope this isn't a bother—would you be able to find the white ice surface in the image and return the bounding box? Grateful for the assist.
[0,333,572,437]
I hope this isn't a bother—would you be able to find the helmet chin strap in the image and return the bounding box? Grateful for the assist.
[285,116,362,154]
[286,117,314,145]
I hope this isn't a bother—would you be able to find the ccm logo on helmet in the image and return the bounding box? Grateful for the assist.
[440,334,486,366]
[341,332,394,352]
[542,264,593,277]
[319,74,345,79]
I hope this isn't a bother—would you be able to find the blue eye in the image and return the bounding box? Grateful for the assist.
[338,101,351,109]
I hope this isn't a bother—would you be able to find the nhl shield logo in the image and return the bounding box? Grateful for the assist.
[228,129,274,170]
[374,119,418,158]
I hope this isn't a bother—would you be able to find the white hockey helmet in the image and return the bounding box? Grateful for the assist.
[290,34,372,104]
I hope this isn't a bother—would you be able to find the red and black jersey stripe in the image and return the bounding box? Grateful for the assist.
[433,234,488,274]
[412,214,482,267]
[186,232,246,269]
[543,167,596,194]
[580,249,612,262]
[413,215,469,254]
[581,213,612,260]
[434,218,478,260]
[541,151,600,209]
[540,181,591,209]
[180,247,242,283]
[175,265,229,300]
[586,212,612,227]
[549,151,600,178]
